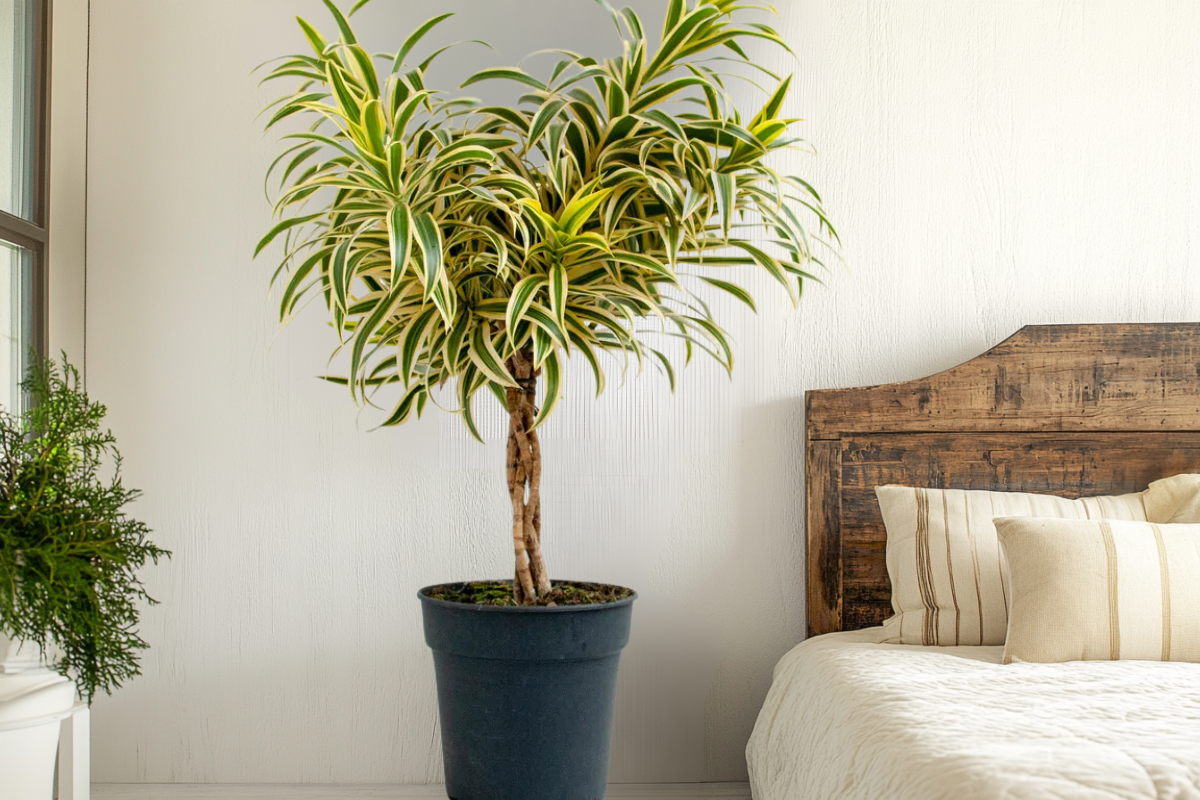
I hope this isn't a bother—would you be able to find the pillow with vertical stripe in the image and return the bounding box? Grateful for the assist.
[996,517,1200,663]
[873,474,1200,646]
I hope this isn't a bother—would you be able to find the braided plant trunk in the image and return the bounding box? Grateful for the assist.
[505,348,552,604]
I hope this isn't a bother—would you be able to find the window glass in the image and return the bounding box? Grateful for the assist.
[1,0,37,221]
[0,240,31,413]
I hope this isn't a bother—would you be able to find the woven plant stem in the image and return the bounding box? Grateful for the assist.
[523,385,551,596]
[506,384,536,604]
[506,348,550,603]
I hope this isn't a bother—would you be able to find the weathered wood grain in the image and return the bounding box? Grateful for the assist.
[806,440,842,637]
[806,324,1200,636]
[807,324,1200,439]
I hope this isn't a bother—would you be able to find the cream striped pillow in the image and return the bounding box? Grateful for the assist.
[874,474,1200,646]
[996,517,1200,663]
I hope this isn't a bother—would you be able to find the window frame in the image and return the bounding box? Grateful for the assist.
[0,0,51,361]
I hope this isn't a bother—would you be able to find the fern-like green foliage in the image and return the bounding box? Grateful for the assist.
[0,357,167,702]
[258,0,838,438]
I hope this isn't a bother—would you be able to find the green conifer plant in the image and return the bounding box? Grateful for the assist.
[0,357,167,702]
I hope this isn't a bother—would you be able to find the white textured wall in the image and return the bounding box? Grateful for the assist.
[84,0,1200,784]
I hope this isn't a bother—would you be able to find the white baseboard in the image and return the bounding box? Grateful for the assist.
[92,783,752,800]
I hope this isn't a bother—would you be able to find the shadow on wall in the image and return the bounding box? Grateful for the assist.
[607,396,807,782]
[714,397,807,779]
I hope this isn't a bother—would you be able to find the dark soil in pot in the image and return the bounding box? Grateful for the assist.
[419,580,636,800]
[426,579,634,607]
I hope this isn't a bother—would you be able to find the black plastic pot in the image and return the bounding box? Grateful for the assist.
[419,582,636,800]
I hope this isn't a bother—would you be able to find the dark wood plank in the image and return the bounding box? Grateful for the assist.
[840,433,1200,496]
[805,324,1200,636]
[806,439,842,637]
[808,324,1200,440]
[843,584,891,630]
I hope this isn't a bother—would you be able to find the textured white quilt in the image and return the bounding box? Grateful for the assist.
[747,628,1200,800]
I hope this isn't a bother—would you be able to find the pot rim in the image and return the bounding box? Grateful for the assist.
[418,580,637,613]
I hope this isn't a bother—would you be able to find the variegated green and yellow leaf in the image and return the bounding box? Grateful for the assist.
[259,0,836,437]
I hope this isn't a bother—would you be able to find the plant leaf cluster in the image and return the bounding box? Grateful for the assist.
[258,0,839,438]
[0,357,167,703]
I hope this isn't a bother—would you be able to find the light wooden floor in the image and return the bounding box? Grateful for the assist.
[92,783,752,800]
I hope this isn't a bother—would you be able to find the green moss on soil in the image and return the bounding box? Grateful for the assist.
[427,580,633,607]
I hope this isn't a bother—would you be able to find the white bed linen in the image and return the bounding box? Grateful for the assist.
[747,627,1200,800]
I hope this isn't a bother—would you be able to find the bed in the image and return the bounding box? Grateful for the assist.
[747,323,1200,800]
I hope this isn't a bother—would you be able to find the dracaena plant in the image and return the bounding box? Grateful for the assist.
[257,0,837,604]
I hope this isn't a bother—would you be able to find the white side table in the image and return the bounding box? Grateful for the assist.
[1,637,89,799]
[57,703,90,800]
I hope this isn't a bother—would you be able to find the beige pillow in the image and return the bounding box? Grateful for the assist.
[875,475,1200,646]
[1143,473,1200,522]
[996,517,1200,663]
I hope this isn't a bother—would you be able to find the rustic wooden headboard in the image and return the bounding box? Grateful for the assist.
[805,323,1200,637]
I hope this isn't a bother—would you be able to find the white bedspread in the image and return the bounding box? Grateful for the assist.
[747,628,1200,800]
